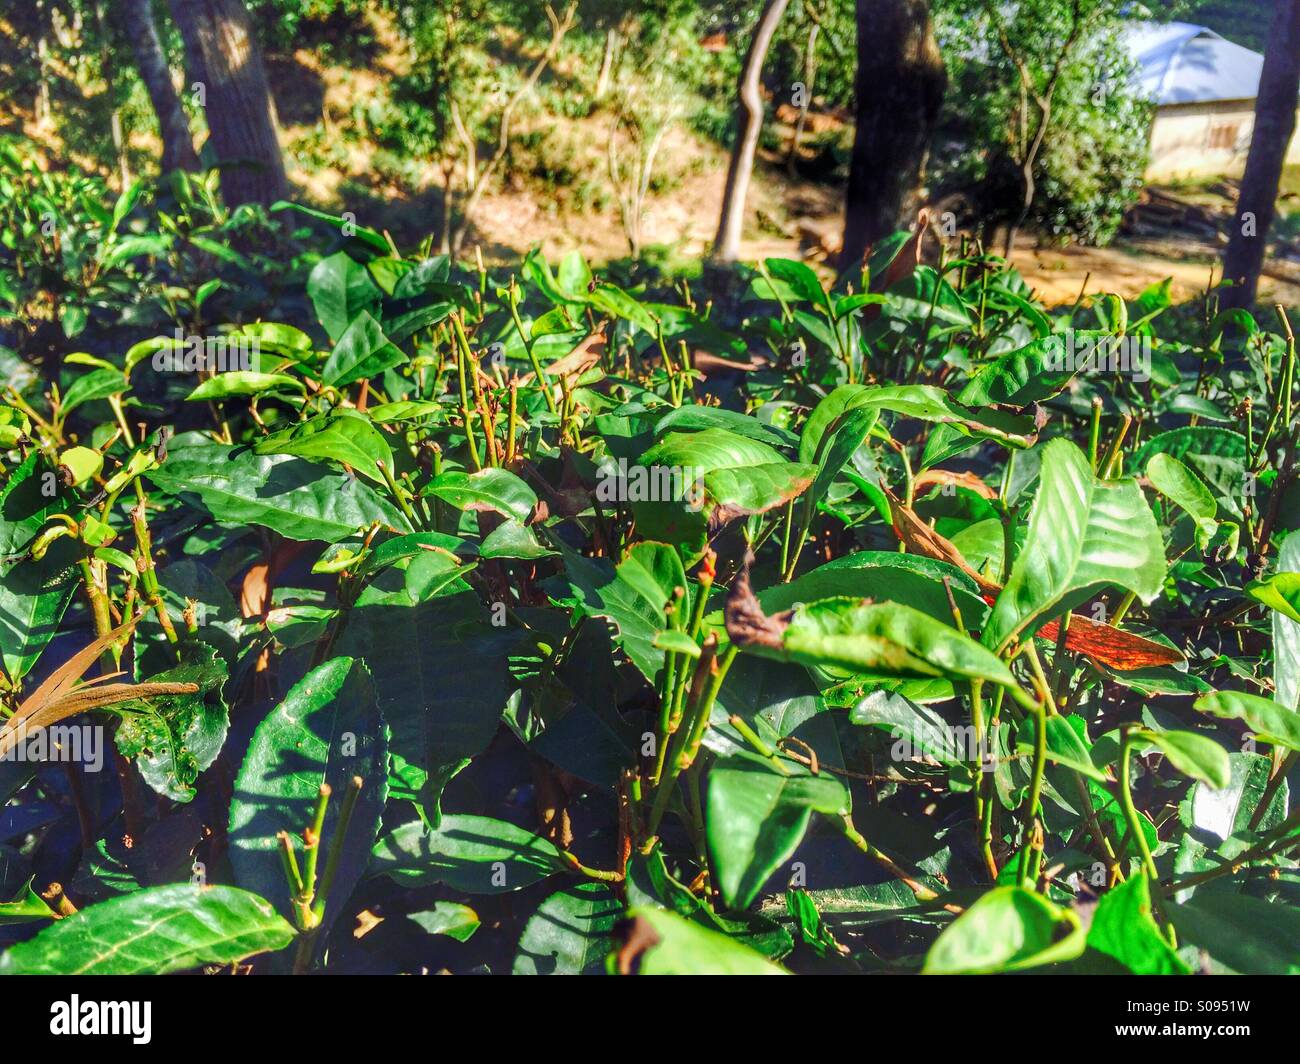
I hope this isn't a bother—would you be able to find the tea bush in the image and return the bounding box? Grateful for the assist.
[1,174,1298,975]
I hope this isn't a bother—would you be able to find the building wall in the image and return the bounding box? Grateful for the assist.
[1146,99,1300,179]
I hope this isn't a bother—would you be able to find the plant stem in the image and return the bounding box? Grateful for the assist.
[644,640,736,841]
[1017,686,1049,888]
[835,815,956,909]
[450,312,483,470]
[509,282,558,414]
[377,459,419,528]
[1087,396,1103,472]
[299,784,332,921]
[312,776,363,924]
[1118,727,1159,882]
[130,502,179,647]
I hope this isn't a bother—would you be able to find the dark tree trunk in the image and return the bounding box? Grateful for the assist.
[1222,0,1300,309]
[840,0,946,276]
[712,0,791,263]
[167,0,287,206]
[119,0,198,174]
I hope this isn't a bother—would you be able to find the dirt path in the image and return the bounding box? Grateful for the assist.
[1009,241,1300,307]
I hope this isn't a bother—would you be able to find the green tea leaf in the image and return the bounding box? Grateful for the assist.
[1167,893,1300,974]
[0,885,294,974]
[321,310,408,388]
[706,752,850,910]
[1245,572,1300,625]
[407,902,480,942]
[186,372,304,401]
[148,438,410,542]
[114,641,229,803]
[371,814,566,892]
[0,453,79,680]
[513,882,622,974]
[1084,873,1189,975]
[985,438,1165,652]
[307,251,382,341]
[768,598,1017,689]
[617,907,788,975]
[1195,690,1300,752]
[424,467,537,522]
[1139,729,1231,788]
[922,886,1085,974]
[1146,452,1218,549]
[228,657,388,934]
[254,412,394,485]
[0,880,57,925]
[338,596,512,820]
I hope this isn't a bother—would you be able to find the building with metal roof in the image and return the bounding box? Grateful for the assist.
[1124,21,1299,178]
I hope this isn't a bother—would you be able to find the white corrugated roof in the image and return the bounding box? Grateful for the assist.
[1124,21,1264,105]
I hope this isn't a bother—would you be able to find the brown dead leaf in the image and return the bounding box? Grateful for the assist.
[1043,616,1184,670]
[2,676,198,761]
[724,553,792,651]
[613,915,663,976]
[885,491,1182,671]
[518,329,605,387]
[353,910,384,939]
[885,489,1002,597]
[240,563,270,620]
[16,616,141,717]
[912,469,998,501]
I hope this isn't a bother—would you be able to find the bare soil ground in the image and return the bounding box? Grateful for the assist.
[6,7,1299,310]
[1009,241,1300,307]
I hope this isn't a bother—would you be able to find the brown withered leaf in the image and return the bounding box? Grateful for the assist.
[885,489,1002,597]
[242,539,309,620]
[724,553,792,651]
[707,471,815,535]
[240,562,270,620]
[0,617,198,760]
[885,491,1183,671]
[613,915,663,976]
[16,616,141,716]
[517,329,605,387]
[693,351,761,375]
[912,469,998,501]
[1,681,202,760]
[861,209,931,325]
[1042,616,1184,670]
[875,209,929,292]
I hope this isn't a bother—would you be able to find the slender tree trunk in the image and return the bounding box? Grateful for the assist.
[447,2,576,257]
[840,0,945,275]
[120,0,198,174]
[1222,0,1300,309]
[167,0,287,206]
[787,22,818,176]
[711,0,791,263]
[439,162,455,256]
[95,1,133,187]
[595,27,618,100]
[35,0,53,126]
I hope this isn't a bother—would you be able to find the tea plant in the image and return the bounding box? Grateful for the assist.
[1,198,1298,975]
